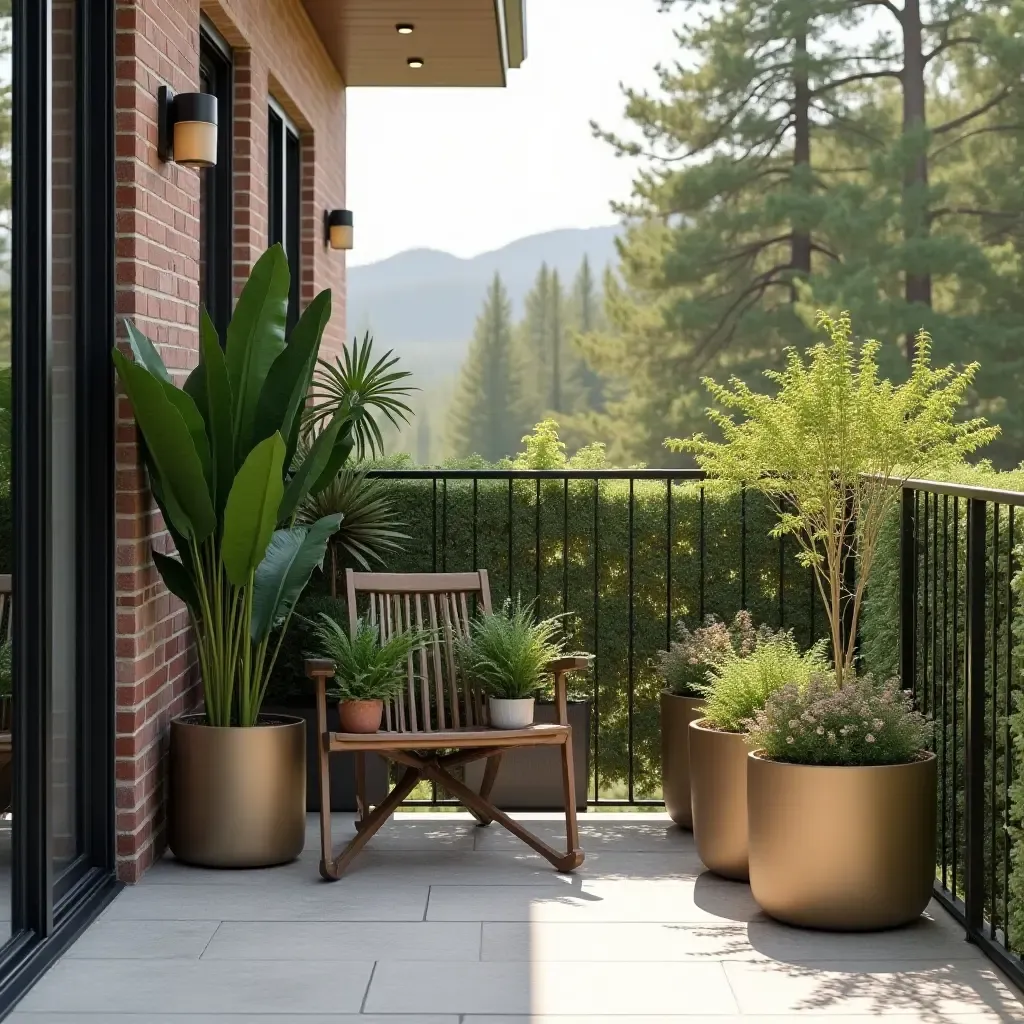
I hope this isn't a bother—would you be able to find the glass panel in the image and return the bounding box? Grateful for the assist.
[0,0,13,944]
[198,65,210,321]
[51,0,78,876]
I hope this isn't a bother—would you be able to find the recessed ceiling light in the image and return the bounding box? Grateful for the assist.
[407,57,424,68]
[396,23,414,34]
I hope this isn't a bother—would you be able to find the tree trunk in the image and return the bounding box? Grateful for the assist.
[791,32,813,280]
[902,0,930,361]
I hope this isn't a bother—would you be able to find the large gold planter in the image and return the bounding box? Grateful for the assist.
[661,692,703,829]
[168,714,306,868]
[747,751,937,930]
[689,719,750,880]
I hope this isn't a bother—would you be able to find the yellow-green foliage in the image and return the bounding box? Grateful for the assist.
[671,312,997,685]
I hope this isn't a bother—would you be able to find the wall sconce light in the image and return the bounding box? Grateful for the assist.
[324,209,354,251]
[158,85,218,167]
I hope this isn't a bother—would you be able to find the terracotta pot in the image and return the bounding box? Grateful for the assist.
[689,718,750,880]
[338,699,384,734]
[747,750,937,930]
[489,696,535,729]
[168,714,305,868]
[660,691,703,829]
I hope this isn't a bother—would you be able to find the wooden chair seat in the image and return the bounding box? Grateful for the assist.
[306,569,590,881]
[328,721,569,752]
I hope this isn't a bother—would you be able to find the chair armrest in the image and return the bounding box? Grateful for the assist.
[305,659,336,740]
[545,655,593,675]
[547,655,593,725]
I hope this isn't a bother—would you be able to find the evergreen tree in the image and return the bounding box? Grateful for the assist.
[549,268,565,413]
[415,410,432,466]
[448,274,528,462]
[519,263,552,416]
[569,255,607,413]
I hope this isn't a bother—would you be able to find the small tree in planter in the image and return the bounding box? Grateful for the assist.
[669,310,996,930]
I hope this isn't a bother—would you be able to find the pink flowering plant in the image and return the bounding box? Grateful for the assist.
[656,610,764,697]
[746,674,929,767]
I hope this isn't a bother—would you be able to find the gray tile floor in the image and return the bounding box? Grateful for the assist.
[10,812,1024,1021]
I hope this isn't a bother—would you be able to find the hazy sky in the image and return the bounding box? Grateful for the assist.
[345,1,682,266]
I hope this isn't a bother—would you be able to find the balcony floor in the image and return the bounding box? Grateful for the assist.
[11,812,1024,1022]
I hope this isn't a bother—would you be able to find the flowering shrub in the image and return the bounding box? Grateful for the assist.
[700,631,829,732]
[746,674,929,766]
[656,610,762,697]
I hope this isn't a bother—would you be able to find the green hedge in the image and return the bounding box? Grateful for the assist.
[347,474,826,799]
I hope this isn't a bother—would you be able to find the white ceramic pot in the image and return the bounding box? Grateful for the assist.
[489,697,535,729]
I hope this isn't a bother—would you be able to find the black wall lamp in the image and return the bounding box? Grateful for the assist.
[324,209,354,251]
[158,85,218,167]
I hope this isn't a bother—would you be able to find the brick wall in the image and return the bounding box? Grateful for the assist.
[114,0,347,883]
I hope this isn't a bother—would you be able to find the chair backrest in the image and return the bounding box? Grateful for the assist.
[345,569,493,733]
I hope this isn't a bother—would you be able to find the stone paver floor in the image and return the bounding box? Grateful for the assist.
[9,812,1024,1022]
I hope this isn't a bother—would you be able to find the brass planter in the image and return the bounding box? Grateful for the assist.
[660,691,703,829]
[747,751,937,930]
[169,714,306,868]
[689,718,750,880]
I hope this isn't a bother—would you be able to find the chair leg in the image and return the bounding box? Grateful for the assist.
[473,754,503,827]
[320,765,422,881]
[560,733,584,871]
[423,758,584,873]
[354,752,368,830]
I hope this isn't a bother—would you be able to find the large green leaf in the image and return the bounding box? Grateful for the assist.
[225,246,289,462]
[310,428,354,495]
[112,349,216,543]
[199,307,235,514]
[125,320,171,383]
[250,514,342,642]
[277,413,346,525]
[221,432,286,587]
[153,551,201,616]
[250,289,331,458]
[158,372,211,488]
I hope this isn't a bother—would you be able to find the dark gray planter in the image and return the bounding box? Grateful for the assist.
[265,704,388,812]
[464,701,591,811]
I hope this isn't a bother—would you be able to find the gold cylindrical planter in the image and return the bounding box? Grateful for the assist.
[661,692,703,829]
[169,714,306,868]
[689,719,750,880]
[748,751,937,930]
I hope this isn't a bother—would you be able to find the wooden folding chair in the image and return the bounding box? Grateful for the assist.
[305,569,590,880]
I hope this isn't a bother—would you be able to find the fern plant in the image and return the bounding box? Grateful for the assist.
[670,311,996,687]
[457,598,567,700]
[313,616,430,702]
[700,631,829,733]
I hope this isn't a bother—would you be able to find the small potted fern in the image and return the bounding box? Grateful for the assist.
[457,599,568,729]
[314,616,430,733]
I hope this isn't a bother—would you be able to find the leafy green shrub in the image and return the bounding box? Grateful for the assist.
[313,617,430,702]
[747,674,929,766]
[656,611,758,698]
[700,631,828,732]
[0,638,10,698]
[456,598,567,700]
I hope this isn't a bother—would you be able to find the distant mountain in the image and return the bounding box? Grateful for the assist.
[346,226,621,384]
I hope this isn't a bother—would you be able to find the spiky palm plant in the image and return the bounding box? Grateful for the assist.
[305,332,415,459]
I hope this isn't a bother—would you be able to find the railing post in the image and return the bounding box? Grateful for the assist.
[965,497,987,938]
[899,487,917,698]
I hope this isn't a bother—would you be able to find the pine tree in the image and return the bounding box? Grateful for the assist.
[549,269,565,413]
[569,256,606,413]
[519,264,552,416]
[448,274,528,462]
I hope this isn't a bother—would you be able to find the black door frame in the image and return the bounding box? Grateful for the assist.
[0,0,118,1012]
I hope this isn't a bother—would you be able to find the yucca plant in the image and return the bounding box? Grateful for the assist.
[305,331,415,459]
[112,245,373,727]
[456,598,567,700]
[297,466,407,588]
[314,616,431,702]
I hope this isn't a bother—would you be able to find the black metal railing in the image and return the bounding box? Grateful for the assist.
[366,468,825,805]
[900,478,1024,988]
